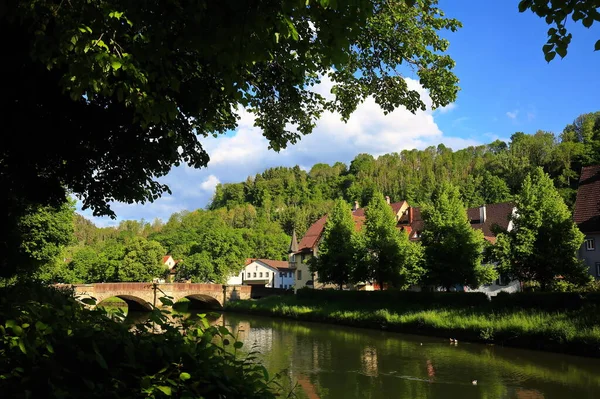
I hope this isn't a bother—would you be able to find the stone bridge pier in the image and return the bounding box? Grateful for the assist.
[62,283,251,311]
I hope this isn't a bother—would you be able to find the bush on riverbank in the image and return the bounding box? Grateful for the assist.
[296,288,490,308]
[225,295,600,357]
[0,283,282,398]
[296,287,600,312]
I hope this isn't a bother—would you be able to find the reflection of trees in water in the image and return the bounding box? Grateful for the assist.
[105,309,598,399]
[221,313,600,399]
[361,346,378,377]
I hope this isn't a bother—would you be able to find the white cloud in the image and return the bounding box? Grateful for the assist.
[79,77,482,226]
[506,110,519,120]
[200,175,220,192]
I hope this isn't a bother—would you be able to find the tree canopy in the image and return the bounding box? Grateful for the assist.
[312,198,358,289]
[494,168,590,290]
[518,0,600,61]
[357,193,424,290]
[421,183,492,291]
[2,0,460,220]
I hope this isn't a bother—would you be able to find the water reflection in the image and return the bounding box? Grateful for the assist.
[220,313,600,399]
[110,307,600,399]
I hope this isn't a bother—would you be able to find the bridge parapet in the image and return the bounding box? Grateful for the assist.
[60,283,251,311]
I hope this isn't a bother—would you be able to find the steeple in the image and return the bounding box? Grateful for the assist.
[289,228,299,254]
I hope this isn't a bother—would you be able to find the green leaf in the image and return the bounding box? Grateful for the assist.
[582,17,593,28]
[5,320,16,329]
[12,326,23,336]
[157,386,172,396]
[35,321,48,331]
[179,372,191,381]
[556,46,567,58]
[81,297,97,306]
[595,40,600,51]
[158,296,173,306]
[218,326,230,336]
[111,60,122,70]
[233,341,243,349]
[274,32,280,44]
[544,51,556,62]
[285,19,299,41]
[18,339,27,354]
[95,351,108,369]
[517,0,529,13]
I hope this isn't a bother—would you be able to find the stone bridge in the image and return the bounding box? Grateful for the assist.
[60,283,251,311]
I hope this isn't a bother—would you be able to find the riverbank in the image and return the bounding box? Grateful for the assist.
[225,295,600,358]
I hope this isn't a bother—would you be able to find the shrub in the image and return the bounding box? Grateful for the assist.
[0,283,282,399]
[295,288,489,308]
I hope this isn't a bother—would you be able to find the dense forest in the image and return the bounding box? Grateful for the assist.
[32,111,600,286]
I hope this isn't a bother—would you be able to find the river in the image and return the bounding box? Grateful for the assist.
[122,309,600,399]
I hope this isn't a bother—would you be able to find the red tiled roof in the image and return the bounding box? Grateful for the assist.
[246,258,292,271]
[353,201,406,217]
[162,255,172,264]
[574,165,600,233]
[468,202,515,240]
[297,215,328,252]
[298,201,515,248]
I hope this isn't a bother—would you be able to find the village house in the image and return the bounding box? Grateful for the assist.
[226,259,295,289]
[161,255,178,282]
[289,197,519,294]
[574,165,600,279]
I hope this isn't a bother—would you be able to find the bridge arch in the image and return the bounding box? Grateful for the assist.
[97,295,153,312]
[173,294,223,309]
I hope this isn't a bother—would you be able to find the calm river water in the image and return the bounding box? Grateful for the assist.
[125,310,600,399]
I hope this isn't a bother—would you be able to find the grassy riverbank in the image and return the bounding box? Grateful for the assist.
[225,295,600,358]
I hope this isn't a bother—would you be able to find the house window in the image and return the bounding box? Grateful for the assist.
[596,263,600,277]
[297,270,302,280]
[280,284,283,288]
[585,238,595,251]
[265,272,269,277]
[279,272,283,277]
[259,272,263,278]
[253,272,256,278]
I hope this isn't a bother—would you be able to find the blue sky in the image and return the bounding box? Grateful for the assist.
[79,1,600,226]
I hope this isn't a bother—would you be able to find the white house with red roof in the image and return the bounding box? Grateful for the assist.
[226,259,296,289]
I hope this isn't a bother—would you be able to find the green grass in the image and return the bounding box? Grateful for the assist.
[225,295,600,357]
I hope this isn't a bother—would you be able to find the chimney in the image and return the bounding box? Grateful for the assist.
[354,201,359,212]
[479,205,487,223]
[385,195,390,204]
[408,207,413,223]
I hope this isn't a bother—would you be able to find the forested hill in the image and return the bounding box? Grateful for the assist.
[36,111,599,285]
[209,111,600,237]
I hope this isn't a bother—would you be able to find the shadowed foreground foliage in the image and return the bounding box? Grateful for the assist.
[0,284,286,399]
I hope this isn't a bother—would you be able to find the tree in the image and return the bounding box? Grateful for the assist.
[177,224,249,283]
[313,199,357,289]
[493,168,590,290]
[5,200,75,278]
[518,0,600,61]
[2,0,460,215]
[117,238,167,282]
[421,183,492,291]
[357,193,425,290]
